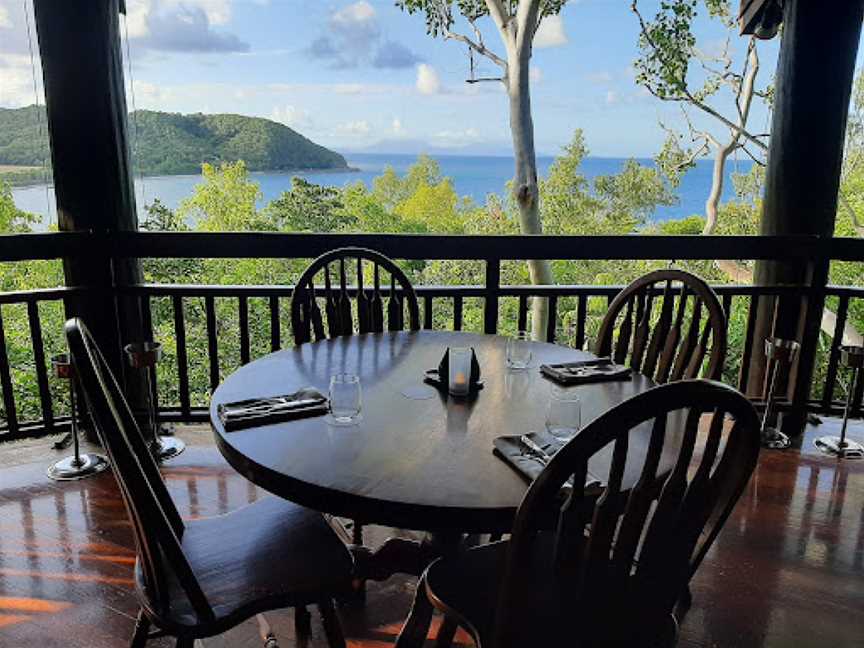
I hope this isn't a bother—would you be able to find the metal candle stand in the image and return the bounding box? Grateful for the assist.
[760,337,800,450]
[814,345,864,460]
[46,353,108,481]
[124,342,185,462]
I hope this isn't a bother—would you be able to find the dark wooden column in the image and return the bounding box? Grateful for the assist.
[752,0,864,432]
[34,0,147,437]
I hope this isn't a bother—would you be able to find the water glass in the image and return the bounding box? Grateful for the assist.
[506,331,532,370]
[448,347,472,397]
[546,388,581,440]
[329,373,362,425]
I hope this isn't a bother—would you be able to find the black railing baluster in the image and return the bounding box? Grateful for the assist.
[722,293,733,326]
[173,295,190,419]
[484,259,500,334]
[0,307,18,436]
[27,301,53,431]
[576,294,587,350]
[518,295,528,333]
[238,296,250,365]
[453,296,463,331]
[424,294,433,330]
[822,295,849,411]
[269,296,280,351]
[738,295,760,395]
[205,296,219,392]
[546,295,559,343]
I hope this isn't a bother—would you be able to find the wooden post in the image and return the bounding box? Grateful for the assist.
[33,0,147,439]
[752,0,864,433]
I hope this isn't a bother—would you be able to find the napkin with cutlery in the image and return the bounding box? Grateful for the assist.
[540,357,631,386]
[218,387,329,431]
[493,429,604,495]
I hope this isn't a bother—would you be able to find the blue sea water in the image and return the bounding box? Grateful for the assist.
[12,152,754,229]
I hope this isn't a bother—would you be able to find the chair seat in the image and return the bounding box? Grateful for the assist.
[424,537,571,647]
[424,537,675,648]
[138,496,353,633]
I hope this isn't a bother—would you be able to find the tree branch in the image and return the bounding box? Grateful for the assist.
[442,26,507,69]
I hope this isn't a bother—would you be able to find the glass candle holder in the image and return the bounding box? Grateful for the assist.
[448,347,472,397]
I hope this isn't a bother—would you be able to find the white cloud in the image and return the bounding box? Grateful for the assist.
[331,1,375,26]
[534,15,567,48]
[587,71,613,84]
[605,90,620,105]
[0,6,12,28]
[125,0,247,53]
[391,117,404,135]
[335,120,371,136]
[272,105,313,130]
[0,54,44,107]
[416,64,441,95]
[530,66,543,83]
[432,127,481,147]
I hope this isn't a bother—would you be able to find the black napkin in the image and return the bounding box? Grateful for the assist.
[540,357,631,386]
[493,428,604,495]
[218,387,328,431]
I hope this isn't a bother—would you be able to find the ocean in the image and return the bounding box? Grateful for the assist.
[11,153,754,229]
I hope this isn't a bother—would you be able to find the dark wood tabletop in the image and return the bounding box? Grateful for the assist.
[211,330,668,533]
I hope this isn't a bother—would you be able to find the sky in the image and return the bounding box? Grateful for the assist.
[0,0,854,159]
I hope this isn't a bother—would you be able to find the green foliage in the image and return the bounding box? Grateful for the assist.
[178,161,268,232]
[266,178,352,232]
[0,180,39,233]
[394,0,568,37]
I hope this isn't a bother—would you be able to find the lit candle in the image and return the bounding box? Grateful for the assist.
[448,348,471,397]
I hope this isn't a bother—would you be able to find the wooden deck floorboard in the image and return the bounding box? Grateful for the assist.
[1,420,862,647]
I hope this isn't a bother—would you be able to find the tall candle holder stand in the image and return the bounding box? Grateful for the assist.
[814,345,864,459]
[124,342,185,461]
[46,353,108,481]
[760,337,800,450]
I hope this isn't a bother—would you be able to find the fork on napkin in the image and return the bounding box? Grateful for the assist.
[540,357,631,386]
[493,429,604,495]
[218,387,328,431]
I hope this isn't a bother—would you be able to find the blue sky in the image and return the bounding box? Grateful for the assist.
[0,0,857,158]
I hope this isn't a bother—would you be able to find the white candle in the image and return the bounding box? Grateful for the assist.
[448,348,471,397]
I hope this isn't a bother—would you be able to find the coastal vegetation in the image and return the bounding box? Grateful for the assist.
[0,106,348,184]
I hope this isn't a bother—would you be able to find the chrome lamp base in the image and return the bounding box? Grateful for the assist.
[814,435,864,459]
[47,453,109,481]
[152,435,185,461]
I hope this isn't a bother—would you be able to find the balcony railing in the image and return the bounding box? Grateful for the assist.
[1,232,862,441]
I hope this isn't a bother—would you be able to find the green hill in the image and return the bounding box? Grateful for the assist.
[0,106,348,179]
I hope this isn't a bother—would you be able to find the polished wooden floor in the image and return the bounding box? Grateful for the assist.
[1,419,863,647]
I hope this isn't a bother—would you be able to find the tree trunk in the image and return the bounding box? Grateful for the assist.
[702,144,734,235]
[508,51,554,340]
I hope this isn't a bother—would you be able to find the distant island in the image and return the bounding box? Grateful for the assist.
[0,106,349,184]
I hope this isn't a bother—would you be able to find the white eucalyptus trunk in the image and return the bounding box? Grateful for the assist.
[506,24,554,340]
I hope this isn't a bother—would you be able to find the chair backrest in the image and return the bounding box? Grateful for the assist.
[64,318,215,623]
[494,379,759,647]
[290,247,421,345]
[595,269,727,382]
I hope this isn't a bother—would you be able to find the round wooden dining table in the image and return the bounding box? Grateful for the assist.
[210,330,666,539]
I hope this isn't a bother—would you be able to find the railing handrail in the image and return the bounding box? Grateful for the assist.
[6,231,864,262]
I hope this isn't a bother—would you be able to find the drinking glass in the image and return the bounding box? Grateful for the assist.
[506,331,532,370]
[329,373,362,425]
[546,388,581,440]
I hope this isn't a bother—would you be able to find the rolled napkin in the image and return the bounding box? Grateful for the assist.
[218,387,328,431]
[540,357,631,386]
[493,428,604,495]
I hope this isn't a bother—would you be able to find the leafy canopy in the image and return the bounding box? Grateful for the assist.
[395,0,567,37]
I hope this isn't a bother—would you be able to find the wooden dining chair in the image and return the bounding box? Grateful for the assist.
[396,379,760,648]
[64,318,354,648]
[290,247,420,548]
[595,269,727,382]
[290,247,421,345]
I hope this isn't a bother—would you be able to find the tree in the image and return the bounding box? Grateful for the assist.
[266,177,352,232]
[396,0,568,339]
[0,180,39,233]
[177,161,268,232]
[632,0,771,235]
